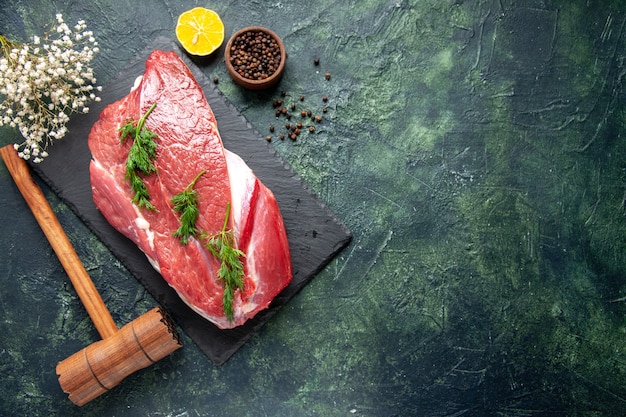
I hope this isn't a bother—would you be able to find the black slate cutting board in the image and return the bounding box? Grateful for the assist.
[31,37,352,365]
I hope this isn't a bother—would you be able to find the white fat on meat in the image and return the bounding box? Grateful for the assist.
[224,149,261,314]
[131,75,143,92]
[224,149,249,240]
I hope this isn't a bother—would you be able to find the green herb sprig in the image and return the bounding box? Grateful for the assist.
[202,202,246,322]
[172,170,206,244]
[119,102,158,210]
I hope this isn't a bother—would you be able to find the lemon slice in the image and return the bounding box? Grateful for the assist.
[175,7,225,56]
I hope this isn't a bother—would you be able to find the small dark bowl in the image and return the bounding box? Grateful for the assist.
[224,26,286,90]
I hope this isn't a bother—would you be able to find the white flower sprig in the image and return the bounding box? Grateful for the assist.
[0,14,102,163]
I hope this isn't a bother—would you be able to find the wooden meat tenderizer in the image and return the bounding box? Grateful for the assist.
[0,145,182,406]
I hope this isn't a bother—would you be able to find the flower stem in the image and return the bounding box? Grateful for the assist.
[0,34,16,64]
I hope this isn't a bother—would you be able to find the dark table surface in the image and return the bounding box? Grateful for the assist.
[1,1,626,416]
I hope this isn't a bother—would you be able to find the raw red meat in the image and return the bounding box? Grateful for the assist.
[88,50,292,329]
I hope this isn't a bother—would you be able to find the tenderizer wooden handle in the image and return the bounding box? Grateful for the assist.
[1,145,182,406]
[0,145,118,339]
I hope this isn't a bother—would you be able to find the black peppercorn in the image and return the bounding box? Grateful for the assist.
[229,30,282,81]
[325,72,331,80]
[314,57,320,65]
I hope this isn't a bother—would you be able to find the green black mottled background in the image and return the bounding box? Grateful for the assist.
[1,0,625,415]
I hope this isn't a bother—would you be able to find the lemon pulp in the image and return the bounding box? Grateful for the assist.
[175,7,224,56]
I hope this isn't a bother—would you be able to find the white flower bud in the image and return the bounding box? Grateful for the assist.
[3,14,100,162]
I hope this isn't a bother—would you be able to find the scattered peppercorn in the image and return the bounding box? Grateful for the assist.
[265,135,272,142]
[314,57,320,65]
[267,75,334,144]
[213,76,219,84]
